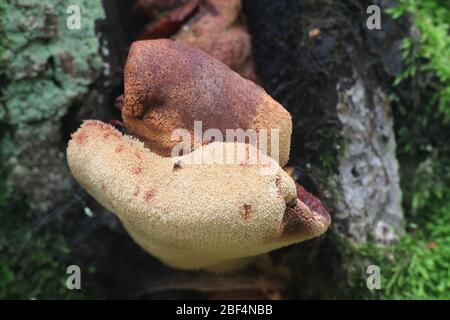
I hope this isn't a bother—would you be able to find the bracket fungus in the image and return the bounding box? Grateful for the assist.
[173,0,257,81]
[66,39,331,271]
[121,39,291,166]
[67,121,330,271]
[136,0,256,81]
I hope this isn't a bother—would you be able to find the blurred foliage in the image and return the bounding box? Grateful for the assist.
[351,183,450,299]
[346,0,450,300]
[0,204,101,299]
[387,0,450,224]
[0,137,81,299]
[387,0,450,121]
[0,229,76,299]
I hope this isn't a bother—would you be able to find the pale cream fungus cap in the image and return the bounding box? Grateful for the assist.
[67,121,331,271]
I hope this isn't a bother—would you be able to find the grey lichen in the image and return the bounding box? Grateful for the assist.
[334,72,403,244]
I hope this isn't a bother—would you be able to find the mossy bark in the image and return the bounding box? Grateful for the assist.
[243,0,408,298]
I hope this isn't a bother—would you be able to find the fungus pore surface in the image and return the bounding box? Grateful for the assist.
[67,121,331,271]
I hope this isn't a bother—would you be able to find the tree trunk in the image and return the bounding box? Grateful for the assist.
[242,0,408,298]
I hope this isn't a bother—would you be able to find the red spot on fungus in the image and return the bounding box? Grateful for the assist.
[72,132,86,145]
[115,144,125,153]
[103,131,120,140]
[173,160,182,171]
[84,121,121,140]
[132,167,142,175]
[144,190,156,202]
[275,174,282,196]
[241,204,253,221]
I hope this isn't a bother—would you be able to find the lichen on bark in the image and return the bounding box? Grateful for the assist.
[334,74,403,244]
[0,0,106,211]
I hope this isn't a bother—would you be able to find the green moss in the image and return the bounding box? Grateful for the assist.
[348,214,450,299]
[316,127,343,176]
[347,140,450,299]
[386,0,450,122]
[0,203,94,299]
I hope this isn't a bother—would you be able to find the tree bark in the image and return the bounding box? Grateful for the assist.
[243,0,409,297]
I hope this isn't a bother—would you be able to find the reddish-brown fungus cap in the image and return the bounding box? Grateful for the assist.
[122,39,292,166]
